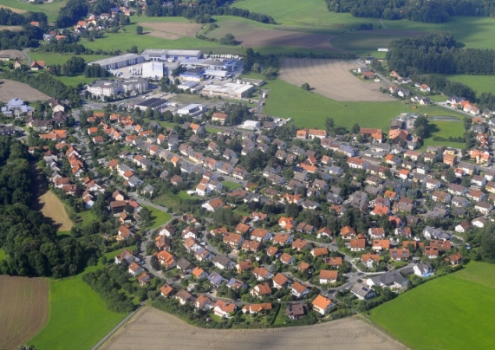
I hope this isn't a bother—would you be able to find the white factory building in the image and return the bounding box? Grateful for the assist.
[142,61,165,79]
[201,83,253,99]
[87,54,145,70]
[141,49,202,62]
[177,104,206,117]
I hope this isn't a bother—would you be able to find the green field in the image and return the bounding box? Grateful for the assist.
[370,262,495,350]
[143,205,171,229]
[77,210,98,227]
[444,75,495,95]
[222,181,242,190]
[0,248,5,262]
[330,32,419,55]
[28,263,127,350]
[0,0,66,22]
[246,73,406,130]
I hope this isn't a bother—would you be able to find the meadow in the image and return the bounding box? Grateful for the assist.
[143,205,172,229]
[247,73,466,135]
[0,0,66,22]
[444,75,495,95]
[28,262,127,350]
[370,262,495,350]
[421,119,466,149]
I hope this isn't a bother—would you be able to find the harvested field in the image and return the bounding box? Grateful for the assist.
[0,275,49,350]
[0,25,22,31]
[39,190,74,231]
[101,306,407,350]
[279,58,394,102]
[0,79,50,102]
[0,50,26,60]
[139,22,201,40]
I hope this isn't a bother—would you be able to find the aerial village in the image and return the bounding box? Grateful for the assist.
[1,48,491,325]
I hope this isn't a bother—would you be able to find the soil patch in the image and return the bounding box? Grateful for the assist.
[0,79,50,102]
[279,58,394,102]
[0,275,49,350]
[38,190,74,231]
[0,25,23,31]
[101,306,407,350]
[139,22,201,40]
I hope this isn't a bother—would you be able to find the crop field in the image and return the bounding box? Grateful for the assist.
[0,79,49,102]
[38,190,74,232]
[370,262,495,350]
[139,22,201,40]
[0,275,49,350]
[101,306,406,350]
[29,264,128,350]
[0,49,26,60]
[279,58,393,102]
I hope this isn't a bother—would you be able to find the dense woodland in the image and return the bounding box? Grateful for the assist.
[326,0,495,22]
[387,33,495,76]
[0,26,43,50]
[0,138,95,278]
[0,8,47,27]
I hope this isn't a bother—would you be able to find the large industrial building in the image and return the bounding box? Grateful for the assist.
[134,98,168,111]
[86,78,149,98]
[142,61,165,79]
[201,83,254,99]
[177,104,206,117]
[141,49,202,62]
[87,54,145,70]
[181,58,237,72]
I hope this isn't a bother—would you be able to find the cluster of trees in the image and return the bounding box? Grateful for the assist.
[218,33,238,46]
[39,40,88,54]
[56,0,89,28]
[387,33,495,76]
[243,48,279,80]
[144,0,275,24]
[82,266,136,313]
[326,0,495,23]
[1,70,80,107]
[84,63,110,78]
[50,56,86,76]
[0,26,42,50]
[409,74,476,102]
[0,138,89,277]
[0,8,47,27]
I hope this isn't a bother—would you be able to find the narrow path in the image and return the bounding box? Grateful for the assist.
[379,19,388,30]
[22,48,31,65]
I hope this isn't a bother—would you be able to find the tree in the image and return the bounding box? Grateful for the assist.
[325,117,335,133]
[351,123,360,134]
[140,207,152,227]
[301,83,311,91]
[136,26,143,35]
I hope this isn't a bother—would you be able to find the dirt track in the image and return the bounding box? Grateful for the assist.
[139,22,201,40]
[101,306,407,350]
[0,5,25,13]
[0,275,49,350]
[279,58,394,102]
[0,79,50,103]
[39,190,74,231]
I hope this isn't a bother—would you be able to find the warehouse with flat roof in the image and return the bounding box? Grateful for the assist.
[134,98,168,111]
[141,49,202,61]
[201,83,254,99]
[88,54,145,70]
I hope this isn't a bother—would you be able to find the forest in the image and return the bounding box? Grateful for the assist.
[0,8,47,27]
[144,0,275,24]
[387,33,495,76]
[325,0,495,23]
[0,26,43,50]
[0,137,93,278]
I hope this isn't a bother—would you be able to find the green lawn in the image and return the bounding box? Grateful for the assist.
[177,190,196,200]
[77,210,98,227]
[444,75,495,95]
[28,263,127,350]
[143,205,171,229]
[370,262,495,350]
[57,231,71,236]
[421,120,465,149]
[222,181,242,190]
[0,248,5,262]
[330,32,420,54]
[0,0,66,22]
[28,52,111,66]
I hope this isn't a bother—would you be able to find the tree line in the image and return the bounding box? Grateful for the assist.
[325,0,495,23]
[0,138,91,278]
[144,0,275,24]
[0,26,43,50]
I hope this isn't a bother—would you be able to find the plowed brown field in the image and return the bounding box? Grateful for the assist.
[101,306,407,350]
[0,275,49,350]
[0,79,50,103]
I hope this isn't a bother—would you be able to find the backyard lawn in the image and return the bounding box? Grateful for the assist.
[222,181,242,190]
[143,205,171,229]
[370,262,495,350]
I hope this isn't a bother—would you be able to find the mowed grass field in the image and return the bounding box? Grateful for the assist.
[0,275,49,350]
[370,262,495,350]
[422,120,465,149]
[29,263,127,350]
[143,205,172,229]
